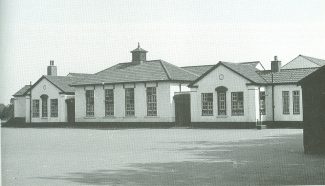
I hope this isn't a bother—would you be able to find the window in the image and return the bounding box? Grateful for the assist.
[32,100,39,117]
[105,89,114,116]
[259,91,266,115]
[293,91,300,114]
[147,87,157,116]
[86,90,94,117]
[217,92,226,115]
[231,92,244,116]
[50,99,58,117]
[41,96,48,117]
[202,93,213,116]
[125,88,135,116]
[282,91,290,114]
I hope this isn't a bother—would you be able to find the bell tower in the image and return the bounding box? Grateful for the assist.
[130,43,147,65]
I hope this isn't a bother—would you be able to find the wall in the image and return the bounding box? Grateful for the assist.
[264,84,303,122]
[14,96,26,118]
[75,82,176,123]
[29,78,69,123]
[190,65,259,123]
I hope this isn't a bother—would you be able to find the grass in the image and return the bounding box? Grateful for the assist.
[2,128,325,185]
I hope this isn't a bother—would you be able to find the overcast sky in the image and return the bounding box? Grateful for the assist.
[1,0,325,104]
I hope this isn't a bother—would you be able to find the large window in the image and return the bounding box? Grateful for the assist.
[147,87,157,116]
[105,89,114,116]
[32,99,40,117]
[86,90,94,117]
[202,93,213,116]
[217,92,226,115]
[293,91,300,114]
[41,95,48,117]
[282,91,290,114]
[259,91,266,115]
[231,92,244,116]
[125,88,135,116]
[50,99,58,117]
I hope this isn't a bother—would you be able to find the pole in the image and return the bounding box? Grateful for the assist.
[271,74,275,122]
[29,81,32,124]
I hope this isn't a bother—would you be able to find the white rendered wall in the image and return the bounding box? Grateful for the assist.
[25,96,30,123]
[14,96,26,118]
[29,78,69,122]
[75,82,176,122]
[190,65,259,123]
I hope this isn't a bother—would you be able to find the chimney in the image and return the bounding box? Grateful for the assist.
[271,56,281,72]
[130,42,147,64]
[47,60,57,76]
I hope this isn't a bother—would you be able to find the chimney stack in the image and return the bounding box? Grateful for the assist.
[130,42,147,65]
[47,60,57,76]
[271,56,281,72]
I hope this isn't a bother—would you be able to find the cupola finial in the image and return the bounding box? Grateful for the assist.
[138,42,140,48]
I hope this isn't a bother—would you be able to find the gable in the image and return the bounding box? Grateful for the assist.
[282,56,320,69]
[192,65,251,89]
[31,78,63,98]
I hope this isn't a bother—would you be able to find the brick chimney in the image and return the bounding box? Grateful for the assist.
[130,42,147,64]
[47,60,57,76]
[271,56,281,72]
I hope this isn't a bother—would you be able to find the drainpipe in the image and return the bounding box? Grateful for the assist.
[29,81,32,124]
[271,74,275,122]
[258,86,261,124]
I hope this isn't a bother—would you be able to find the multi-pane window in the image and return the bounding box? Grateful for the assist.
[293,91,300,114]
[50,99,58,117]
[231,92,244,116]
[259,91,266,115]
[86,90,94,117]
[282,91,290,114]
[41,96,48,117]
[32,100,40,117]
[202,93,213,116]
[217,92,226,115]
[147,87,157,116]
[125,88,135,116]
[105,89,114,116]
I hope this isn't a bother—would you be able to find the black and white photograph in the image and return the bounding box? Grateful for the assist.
[1,0,325,185]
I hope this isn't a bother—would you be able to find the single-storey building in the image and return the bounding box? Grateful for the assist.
[298,66,325,154]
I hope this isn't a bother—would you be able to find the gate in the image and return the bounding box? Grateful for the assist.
[66,98,75,123]
[174,94,191,126]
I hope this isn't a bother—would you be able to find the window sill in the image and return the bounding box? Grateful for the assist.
[103,116,115,118]
[125,115,136,118]
[145,116,158,118]
[231,115,244,116]
[41,117,48,119]
[84,116,96,119]
[201,115,214,117]
[216,115,228,118]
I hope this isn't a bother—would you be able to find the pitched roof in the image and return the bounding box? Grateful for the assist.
[181,65,214,76]
[300,55,325,66]
[44,75,87,93]
[13,85,31,97]
[71,60,199,86]
[67,73,93,77]
[257,68,318,84]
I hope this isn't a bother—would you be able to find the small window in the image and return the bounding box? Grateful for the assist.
[147,87,157,116]
[259,91,266,115]
[217,92,226,115]
[231,92,244,116]
[32,100,40,118]
[86,90,94,117]
[293,91,300,114]
[50,99,58,117]
[282,91,290,114]
[202,93,213,116]
[105,89,114,116]
[125,88,135,116]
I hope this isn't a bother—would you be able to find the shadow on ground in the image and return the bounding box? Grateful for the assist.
[37,134,325,186]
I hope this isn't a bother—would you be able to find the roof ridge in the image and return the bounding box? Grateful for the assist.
[181,64,214,68]
[159,60,172,80]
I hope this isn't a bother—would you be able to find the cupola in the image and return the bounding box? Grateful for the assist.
[130,43,147,64]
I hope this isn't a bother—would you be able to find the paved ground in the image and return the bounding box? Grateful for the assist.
[1,128,325,186]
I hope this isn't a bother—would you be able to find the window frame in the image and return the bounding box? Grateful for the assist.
[86,90,94,117]
[41,96,48,118]
[125,88,135,116]
[259,91,266,115]
[217,92,227,116]
[50,99,58,117]
[32,99,40,118]
[282,91,290,115]
[201,93,213,116]
[231,92,244,116]
[146,87,157,116]
[105,89,114,117]
[292,90,300,115]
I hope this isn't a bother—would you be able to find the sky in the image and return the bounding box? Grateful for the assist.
[1,0,325,104]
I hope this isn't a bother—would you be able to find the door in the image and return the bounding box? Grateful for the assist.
[174,94,191,126]
[66,98,75,123]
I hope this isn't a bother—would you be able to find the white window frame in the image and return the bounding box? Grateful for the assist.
[217,92,226,115]
[86,90,94,117]
[231,92,244,116]
[282,91,290,114]
[125,88,135,116]
[105,89,114,116]
[146,87,157,116]
[201,93,213,116]
[50,99,58,117]
[293,90,300,114]
[32,99,40,118]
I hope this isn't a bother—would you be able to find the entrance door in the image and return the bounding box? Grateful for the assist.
[174,94,191,126]
[66,98,75,123]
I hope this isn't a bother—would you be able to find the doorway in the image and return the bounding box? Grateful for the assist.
[174,94,191,126]
[66,98,75,123]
